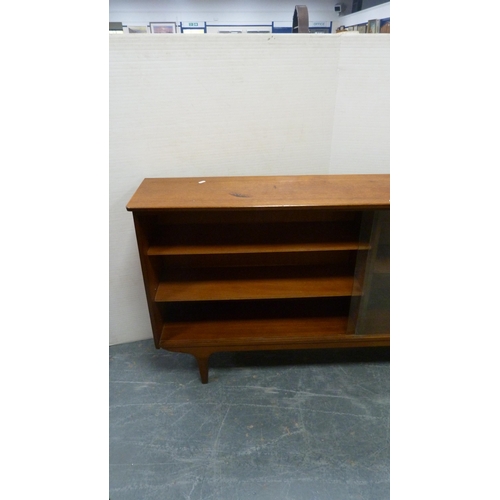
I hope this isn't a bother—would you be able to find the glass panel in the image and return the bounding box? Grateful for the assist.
[348,210,390,335]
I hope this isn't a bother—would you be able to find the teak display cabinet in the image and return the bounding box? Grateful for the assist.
[126,175,390,383]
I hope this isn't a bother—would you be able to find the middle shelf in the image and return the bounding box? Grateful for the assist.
[154,265,361,302]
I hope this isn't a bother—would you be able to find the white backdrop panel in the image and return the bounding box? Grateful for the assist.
[109,34,389,345]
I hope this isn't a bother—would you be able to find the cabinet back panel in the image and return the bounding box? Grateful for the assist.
[155,250,356,269]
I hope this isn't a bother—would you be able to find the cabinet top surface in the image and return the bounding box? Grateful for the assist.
[126,174,390,211]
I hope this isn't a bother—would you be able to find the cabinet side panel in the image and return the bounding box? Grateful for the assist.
[133,213,164,347]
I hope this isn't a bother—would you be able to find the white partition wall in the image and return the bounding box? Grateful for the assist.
[109,34,389,345]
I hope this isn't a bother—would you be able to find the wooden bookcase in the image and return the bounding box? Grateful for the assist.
[126,175,390,383]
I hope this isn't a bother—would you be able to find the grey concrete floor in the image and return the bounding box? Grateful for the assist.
[109,340,390,499]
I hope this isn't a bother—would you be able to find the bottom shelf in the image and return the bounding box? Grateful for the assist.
[158,298,389,350]
[161,315,349,348]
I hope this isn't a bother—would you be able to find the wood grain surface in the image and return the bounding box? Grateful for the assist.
[126,175,390,211]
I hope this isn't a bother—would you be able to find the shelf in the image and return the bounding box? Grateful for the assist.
[147,221,368,256]
[159,297,352,347]
[148,241,369,256]
[161,315,350,348]
[155,266,361,302]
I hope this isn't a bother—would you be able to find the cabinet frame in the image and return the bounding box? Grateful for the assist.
[127,174,390,383]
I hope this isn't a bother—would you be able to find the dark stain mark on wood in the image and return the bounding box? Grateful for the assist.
[230,192,251,198]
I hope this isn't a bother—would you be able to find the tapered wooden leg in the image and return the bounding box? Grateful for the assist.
[196,355,209,384]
